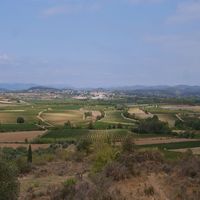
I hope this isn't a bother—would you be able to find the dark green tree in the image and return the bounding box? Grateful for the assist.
[77,139,91,154]
[17,117,25,124]
[88,121,94,129]
[64,120,71,128]
[27,144,32,163]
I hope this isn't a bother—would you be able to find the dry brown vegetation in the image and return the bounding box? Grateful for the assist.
[128,107,153,119]
[8,140,199,200]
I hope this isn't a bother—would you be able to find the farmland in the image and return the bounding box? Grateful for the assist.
[101,110,135,124]
[1,94,200,199]
[128,107,153,119]
[1,98,200,148]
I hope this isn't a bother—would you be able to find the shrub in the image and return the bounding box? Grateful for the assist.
[104,162,129,181]
[27,144,32,163]
[135,115,171,134]
[88,121,94,129]
[0,159,19,200]
[122,135,135,153]
[64,121,72,129]
[17,117,25,124]
[61,178,77,199]
[92,144,118,172]
[63,178,76,186]
[144,185,155,196]
[76,139,91,154]
[16,157,32,174]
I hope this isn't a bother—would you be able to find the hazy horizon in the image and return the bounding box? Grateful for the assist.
[1,0,200,87]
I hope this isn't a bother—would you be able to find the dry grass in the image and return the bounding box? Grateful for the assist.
[41,110,84,125]
[0,113,19,123]
[128,108,153,119]
[156,114,176,127]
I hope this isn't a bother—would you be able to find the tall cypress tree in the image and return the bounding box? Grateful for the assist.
[27,144,32,163]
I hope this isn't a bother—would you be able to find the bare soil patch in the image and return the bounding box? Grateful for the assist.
[128,107,153,119]
[111,173,169,200]
[19,160,90,199]
[156,114,176,127]
[42,110,84,125]
[0,130,46,143]
[0,143,49,150]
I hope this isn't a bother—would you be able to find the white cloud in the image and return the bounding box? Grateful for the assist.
[42,3,100,17]
[0,53,12,64]
[167,1,200,23]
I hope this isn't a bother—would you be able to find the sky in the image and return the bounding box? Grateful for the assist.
[0,0,200,87]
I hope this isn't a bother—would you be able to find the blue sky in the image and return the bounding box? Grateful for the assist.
[0,0,200,87]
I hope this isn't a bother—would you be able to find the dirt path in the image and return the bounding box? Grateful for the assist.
[175,113,184,122]
[121,113,137,122]
[148,173,169,200]
[37,110,54,127]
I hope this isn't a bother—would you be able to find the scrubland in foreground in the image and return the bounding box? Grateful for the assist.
[1,137,200,200]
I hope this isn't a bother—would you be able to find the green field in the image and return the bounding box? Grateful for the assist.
[101,111,135,125]
[139,141,200,150]
[0,123,42,132]
[36,128,130,143]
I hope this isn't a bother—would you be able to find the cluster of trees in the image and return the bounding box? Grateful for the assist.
[64,121,72,129]
[134,115,171,134]
[84,112,92,119]
[17,117,25,124]
[107,123,123,129]
[175,118,200,130]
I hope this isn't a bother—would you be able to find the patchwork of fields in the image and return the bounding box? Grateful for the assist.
[1,100,200,155]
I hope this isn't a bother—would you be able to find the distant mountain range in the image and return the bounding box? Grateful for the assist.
[117,85,200,97]
[0,83,72,91]
[0,83,37,91]
[1,83,200,97]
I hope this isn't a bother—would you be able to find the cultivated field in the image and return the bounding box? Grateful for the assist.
[128,107,153,119]
[135,137,200,145]
[41,110,84,125]
[161,105,200,112]
[0,130,46,143]
[101,111,134,124]
[155,114,176,127]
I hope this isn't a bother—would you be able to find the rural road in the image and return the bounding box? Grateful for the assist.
[121,113,137,122]
[37,110,54,127]
[175,114,184,122]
